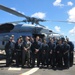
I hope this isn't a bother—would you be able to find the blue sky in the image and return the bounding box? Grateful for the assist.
[0,0,75,41]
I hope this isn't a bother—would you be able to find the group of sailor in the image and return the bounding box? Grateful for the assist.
[5,35,74,69]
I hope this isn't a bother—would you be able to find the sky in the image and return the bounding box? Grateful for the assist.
[0,0,75,41]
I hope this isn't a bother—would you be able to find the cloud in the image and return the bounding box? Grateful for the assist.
[31,12,46,19]
[69,26,75,35]
[53,0,64,7]
[67,1,73,6]
[67,7,75,22]
[55,26,61,32]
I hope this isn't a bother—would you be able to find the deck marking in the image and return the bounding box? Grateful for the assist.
[20,67,39,75]
[0,60,6,63]
[8,67,21,70]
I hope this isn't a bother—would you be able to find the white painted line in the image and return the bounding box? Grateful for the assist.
[74,62,75,64]
[74,55,75,58]
[8,67,21,70]
[0,60,6,63]
[20,67,39,75]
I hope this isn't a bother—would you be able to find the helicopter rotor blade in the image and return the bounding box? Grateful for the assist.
[55,20,75,23]
[0,4,48,24]
[0,4,28,18]
[47,20,75,23]
[0,20,27,25]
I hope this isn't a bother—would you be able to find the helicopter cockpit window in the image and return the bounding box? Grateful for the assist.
[0,23,14,33]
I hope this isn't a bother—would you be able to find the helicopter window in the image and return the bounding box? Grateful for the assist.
[49,30,52,32]
[0,23,14,33]
[2,41,5,45]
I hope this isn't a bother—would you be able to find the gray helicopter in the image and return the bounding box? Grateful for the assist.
[0,4,64,50]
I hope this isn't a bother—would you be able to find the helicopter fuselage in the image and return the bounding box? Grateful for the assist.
[0,23,53,50]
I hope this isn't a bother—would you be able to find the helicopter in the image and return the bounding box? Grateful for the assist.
[0,4,64,50]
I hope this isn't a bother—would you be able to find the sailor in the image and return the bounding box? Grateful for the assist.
[62,40,70,69]
[48,38,56,68]
[5,37,15,66]
[11,35,16,61]
[55,39,63,68]
[15,38,23,67]
[31,36,41,67]
[22,36,31,68]
[66,38,74,67]
[41,39,49,67]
